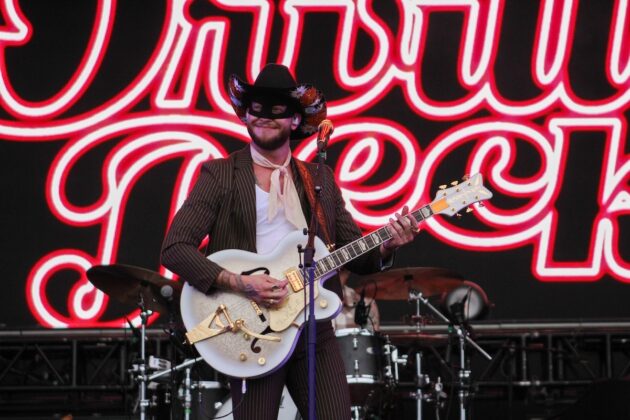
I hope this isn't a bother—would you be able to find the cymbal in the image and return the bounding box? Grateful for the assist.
[87,264,181,313]
[354,267,464,300]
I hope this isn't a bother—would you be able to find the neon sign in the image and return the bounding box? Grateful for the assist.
[0,0,627,327]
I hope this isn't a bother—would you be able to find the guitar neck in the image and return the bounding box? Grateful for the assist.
[314,199,446,280]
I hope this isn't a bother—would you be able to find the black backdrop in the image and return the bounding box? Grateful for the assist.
[0,0,628,329]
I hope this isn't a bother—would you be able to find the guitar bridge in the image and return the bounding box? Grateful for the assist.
[185,304,235,344]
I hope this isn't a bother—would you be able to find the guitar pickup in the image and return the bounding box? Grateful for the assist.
[284,268,304,292]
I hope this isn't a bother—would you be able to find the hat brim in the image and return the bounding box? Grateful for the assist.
[228,74,327,140]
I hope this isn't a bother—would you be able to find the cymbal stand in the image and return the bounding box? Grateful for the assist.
[409,290,492,420]
[131,297,150,420]
[147,357,204,420]
[183,366,192,420]
[407,291,432,420]
[410,288,425,330]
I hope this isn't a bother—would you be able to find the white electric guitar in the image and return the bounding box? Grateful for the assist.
[180,173,492,379]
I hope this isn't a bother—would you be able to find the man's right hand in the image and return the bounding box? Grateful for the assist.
[216,270,288,307]
[240,274,289,307]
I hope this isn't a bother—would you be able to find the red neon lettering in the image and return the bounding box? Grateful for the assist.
[0,0,624,327]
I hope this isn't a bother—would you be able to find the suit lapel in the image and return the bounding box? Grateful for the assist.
[233,146,257,251]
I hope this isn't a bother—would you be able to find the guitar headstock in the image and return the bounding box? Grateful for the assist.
[431,173,492,217]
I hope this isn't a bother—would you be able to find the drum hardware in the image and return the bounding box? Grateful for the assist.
[409,289,492,420]
[183,366,192,420]
[428,376,447,406]
[412,350,424,420]
[86,264,184,420]
[148,355,171,371]
[188,380,225,413]
[130,298,151,420]
[383,337,407,385]
[149,356,203,420]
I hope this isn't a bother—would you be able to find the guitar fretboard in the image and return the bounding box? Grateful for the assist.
[313,204,434,280]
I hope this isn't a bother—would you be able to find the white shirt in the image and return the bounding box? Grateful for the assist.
[255,184,301,254]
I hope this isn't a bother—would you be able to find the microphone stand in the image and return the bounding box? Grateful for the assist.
[301,136,328,420]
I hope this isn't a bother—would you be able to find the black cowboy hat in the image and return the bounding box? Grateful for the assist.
[227,63,327,140]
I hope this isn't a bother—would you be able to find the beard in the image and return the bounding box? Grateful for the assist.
[246,121,292,151]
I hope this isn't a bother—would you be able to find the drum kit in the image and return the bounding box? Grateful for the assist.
[87,265,492,420]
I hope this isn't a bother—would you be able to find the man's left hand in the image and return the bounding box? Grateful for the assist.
[380,205,420,255]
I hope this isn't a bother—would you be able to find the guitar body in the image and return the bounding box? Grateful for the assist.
[180,230,341,379]
[180,173,493,379]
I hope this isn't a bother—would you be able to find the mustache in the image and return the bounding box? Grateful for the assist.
[253,120,280,128]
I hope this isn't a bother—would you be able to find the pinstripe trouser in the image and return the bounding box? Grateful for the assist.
[228,323,351,420]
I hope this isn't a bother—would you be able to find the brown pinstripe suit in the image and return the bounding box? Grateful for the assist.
[161,145,386,419]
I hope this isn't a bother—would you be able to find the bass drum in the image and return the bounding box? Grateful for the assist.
[215,386,301,420]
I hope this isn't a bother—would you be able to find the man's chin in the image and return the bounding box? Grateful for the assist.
[248,127,290,150]
[251,136,288,151]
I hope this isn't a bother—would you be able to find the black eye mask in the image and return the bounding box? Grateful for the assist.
[248,97,296,119]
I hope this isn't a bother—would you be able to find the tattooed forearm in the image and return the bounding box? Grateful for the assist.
[215,270,240,291]
[235,274,257,298]
[216,270,258,299]
[234,273,245,290]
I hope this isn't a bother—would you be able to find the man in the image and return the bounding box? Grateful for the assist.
[161,63,419,419]
[333,269,380,332]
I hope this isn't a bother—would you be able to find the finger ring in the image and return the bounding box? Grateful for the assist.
[268,299,276,305]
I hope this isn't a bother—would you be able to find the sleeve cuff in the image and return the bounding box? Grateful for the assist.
[379,249,395,271]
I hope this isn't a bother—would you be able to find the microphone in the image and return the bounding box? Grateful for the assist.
[317,119,334,153]
[354,287,369,328]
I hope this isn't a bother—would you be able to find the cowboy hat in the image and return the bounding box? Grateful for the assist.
[227,63,327,140]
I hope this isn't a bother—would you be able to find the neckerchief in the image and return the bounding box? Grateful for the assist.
[250,146,307,231]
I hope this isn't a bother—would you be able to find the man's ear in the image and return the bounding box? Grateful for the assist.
[291,113,302,129]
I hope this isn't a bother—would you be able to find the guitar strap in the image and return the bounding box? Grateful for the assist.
[294,159,334,250]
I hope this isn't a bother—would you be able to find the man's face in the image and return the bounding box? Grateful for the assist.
[245,100,300,151]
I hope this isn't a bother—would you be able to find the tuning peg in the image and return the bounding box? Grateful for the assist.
[466,207,474,213]
[439,184,447,190]
[450,180,459,186]
[455,213,462,219]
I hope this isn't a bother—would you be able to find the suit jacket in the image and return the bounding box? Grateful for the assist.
[161,145,385,296]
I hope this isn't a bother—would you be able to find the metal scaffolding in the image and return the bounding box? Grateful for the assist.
[1,322,629,418]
